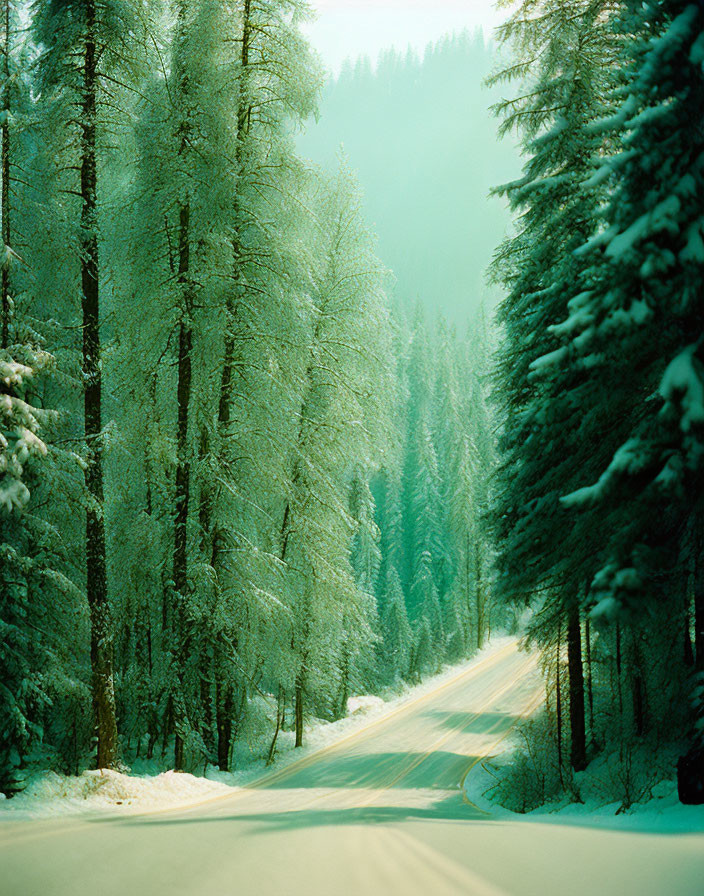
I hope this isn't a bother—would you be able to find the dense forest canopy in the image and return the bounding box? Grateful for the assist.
[0,0,702,819]
[0,0,497,792]
[489,0,704,806]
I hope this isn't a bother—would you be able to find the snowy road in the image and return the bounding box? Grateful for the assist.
[1,639,703,896]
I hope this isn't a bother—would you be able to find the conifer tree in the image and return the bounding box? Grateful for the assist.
[380,566,412,682]
[560,1,704,630]
[491,0,620,771]
[0,0,77,791]
[0,352,54,793]
[280,164,391,747]
[558,0,704,737]
[30,0,148,769]
[408,421,444,620]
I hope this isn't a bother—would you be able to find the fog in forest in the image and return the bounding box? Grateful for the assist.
[298,31,519,323]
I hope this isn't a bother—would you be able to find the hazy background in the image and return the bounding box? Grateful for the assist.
[298,2,519,324]
[302,0,507,75]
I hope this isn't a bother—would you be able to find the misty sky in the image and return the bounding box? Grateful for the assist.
[304,0,507,73]
[298,28,519,324]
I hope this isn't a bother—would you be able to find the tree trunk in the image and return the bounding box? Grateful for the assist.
[464,533,472,650]
[585,617,594,739]
[615,622,623,717]
[338,636,350,718]
[200,660,214,756]
[1,0,10,348]
[631,632,647,737]
[216,680,234,772]
[695,520,704,673]
[82,1,118,770]
[174,726,184,772]
[267,686,284,766]
[632,670,645,736]
[173,205,192,598]
[217,0,252,431]
[567,606,586,771]
[280,495,294,562]
[556,625,564,782]
[684,600,695,667]
[279,294,330,563]
[475,539,483,650]
[200,0,254,770]
[173,199,193,771]
[295,673,304,748]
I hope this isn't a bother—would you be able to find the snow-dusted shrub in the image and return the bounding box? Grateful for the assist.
[489,710,571,813]
[490,687,686,813]
[578,739,680,813]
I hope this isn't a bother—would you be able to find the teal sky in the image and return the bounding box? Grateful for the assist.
[303,0,507,73]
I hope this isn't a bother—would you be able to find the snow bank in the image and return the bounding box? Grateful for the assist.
[302,636,516,754]
[465,743,704,833]
[346,695,386,715]
[0,769,237,820]
[0,638,514,821]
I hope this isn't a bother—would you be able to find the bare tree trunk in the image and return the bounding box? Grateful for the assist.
[1,0,10,348]
[295,672,304,748]
[567,605,586,771]
[585,617,594,738]
[82,1,117,770]
[556,625,564,785]
[173,200,193,771]
[475,539,483,650]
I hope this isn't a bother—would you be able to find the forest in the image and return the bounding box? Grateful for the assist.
[0,0,703,826]
[0,0,499,793]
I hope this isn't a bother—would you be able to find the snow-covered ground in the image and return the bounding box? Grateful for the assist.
[0,768,236,819]
[464,736,704,833]
[10,633,699,831]
[4,639,703,896]
[0,638,515,820]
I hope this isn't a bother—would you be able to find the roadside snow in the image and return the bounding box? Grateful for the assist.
[464,742,704,833]
[303,636,516,753]
[0,769,236,820]
[347,695,386,715]
[0,637,515,821]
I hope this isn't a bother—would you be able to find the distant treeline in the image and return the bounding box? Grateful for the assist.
[298,29,518,324]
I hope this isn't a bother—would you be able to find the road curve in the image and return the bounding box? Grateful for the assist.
[1,639,702,896]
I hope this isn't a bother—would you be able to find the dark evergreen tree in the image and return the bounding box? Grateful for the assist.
[491,0,621,772]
